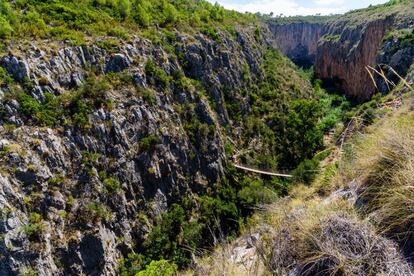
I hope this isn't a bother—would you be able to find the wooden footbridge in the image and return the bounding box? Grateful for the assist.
[233,163,293,178]
[229,140,293,178]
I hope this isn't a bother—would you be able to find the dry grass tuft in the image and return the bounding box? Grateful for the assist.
[259,198,413,275]
[297,214,413,275]
[187,100,414,276]
[257,180,413,275]
[342,108,414,249]
[189,237,267,276]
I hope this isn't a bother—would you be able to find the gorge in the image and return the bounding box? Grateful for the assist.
[268,2,414,100]
[0,0,413,275]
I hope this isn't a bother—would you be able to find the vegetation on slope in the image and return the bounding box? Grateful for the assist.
[192,84,414,275]
[0,1,355,274]
[0,0,255,44]
[232,62,350,171]
[0,50,353,272]
[332,0,414,26]
[265,15,336,25]
[117,60,352,272]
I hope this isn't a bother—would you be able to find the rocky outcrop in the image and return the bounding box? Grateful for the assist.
[376,30,414,93]
[269,2,414,101]
[0,26,275,275]
[315,17,394,100]
[0,56,30,82]
[268,22,324,68]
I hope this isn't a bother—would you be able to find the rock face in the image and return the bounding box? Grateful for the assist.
[0,26,275,275]
[269,2,414,101]
[0,56,31,82]
[268,22,324,68]
[376,30,414,94]
[315,17,394,100]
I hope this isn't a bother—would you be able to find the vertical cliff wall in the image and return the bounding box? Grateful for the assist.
[268,22,325,68]
[268,1,414,101]
[314,17,394,101]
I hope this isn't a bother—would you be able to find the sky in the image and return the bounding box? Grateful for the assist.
[207,0,390,16]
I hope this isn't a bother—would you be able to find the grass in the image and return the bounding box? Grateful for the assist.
[340,104,414,243]
[190,89,414,275]
[191,182,412,275]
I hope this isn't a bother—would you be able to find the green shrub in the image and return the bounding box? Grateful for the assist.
[103,176,121,194]
[201,26,220,41]
[237,178,277,207]
[0,15,12,38]
[160,2,179,26]
[23,212,44,241]
[96,38,120,53]
[18,10,48,38]
[183,112,201,144]
[108,27,130,40]
[68,75,112,127]
[134,4,151,27]
[47,174,65,187]
[139,87,157,105]
[145,61,170,91]
[17,91,62,127]
[119,0,132,20]
[293,158,320,184]
[85,202,112,221]
[137,260,177,276]
[254,25,262,41]
[362,107,376,125]
[0,67,13,86]
[275,99,323,168]
[140,134,161,151]
[141,204,192,267]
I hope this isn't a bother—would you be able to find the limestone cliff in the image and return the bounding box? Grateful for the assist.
[0,27,266,275]
[0,22,314,274]
[268,22,324,68]
[269,1,414,101]
[315,16,394,100]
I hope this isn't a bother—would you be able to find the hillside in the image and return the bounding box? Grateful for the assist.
[0,0,345,275]
[1,0,414,275]
[193,77,414,275]
[268,0,414,101]
[194,1,414,275]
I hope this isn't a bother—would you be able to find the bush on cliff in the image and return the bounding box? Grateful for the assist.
[3,0,255,41]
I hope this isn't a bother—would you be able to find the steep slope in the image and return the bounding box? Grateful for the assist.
[267,22,323,68]
[315,0,414,100]
[267,16,331,68]
[268,1,414,101]
[193,76,414,276]
[0,1,326,275]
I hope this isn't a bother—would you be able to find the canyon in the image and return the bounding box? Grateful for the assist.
[0,1,414,275]
[268,2,414,100]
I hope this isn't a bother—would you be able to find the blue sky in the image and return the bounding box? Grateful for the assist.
[208,0,389,16]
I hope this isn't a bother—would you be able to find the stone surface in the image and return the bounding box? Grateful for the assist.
[0,25,275,275]
[269,4,414,101]
[268,22,324,68]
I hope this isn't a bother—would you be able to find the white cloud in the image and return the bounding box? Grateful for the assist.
[209,0,346,16]
[313,0,345,6]
[208,0,389,16]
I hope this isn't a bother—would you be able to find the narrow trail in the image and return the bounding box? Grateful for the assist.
[233,164,293,178]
